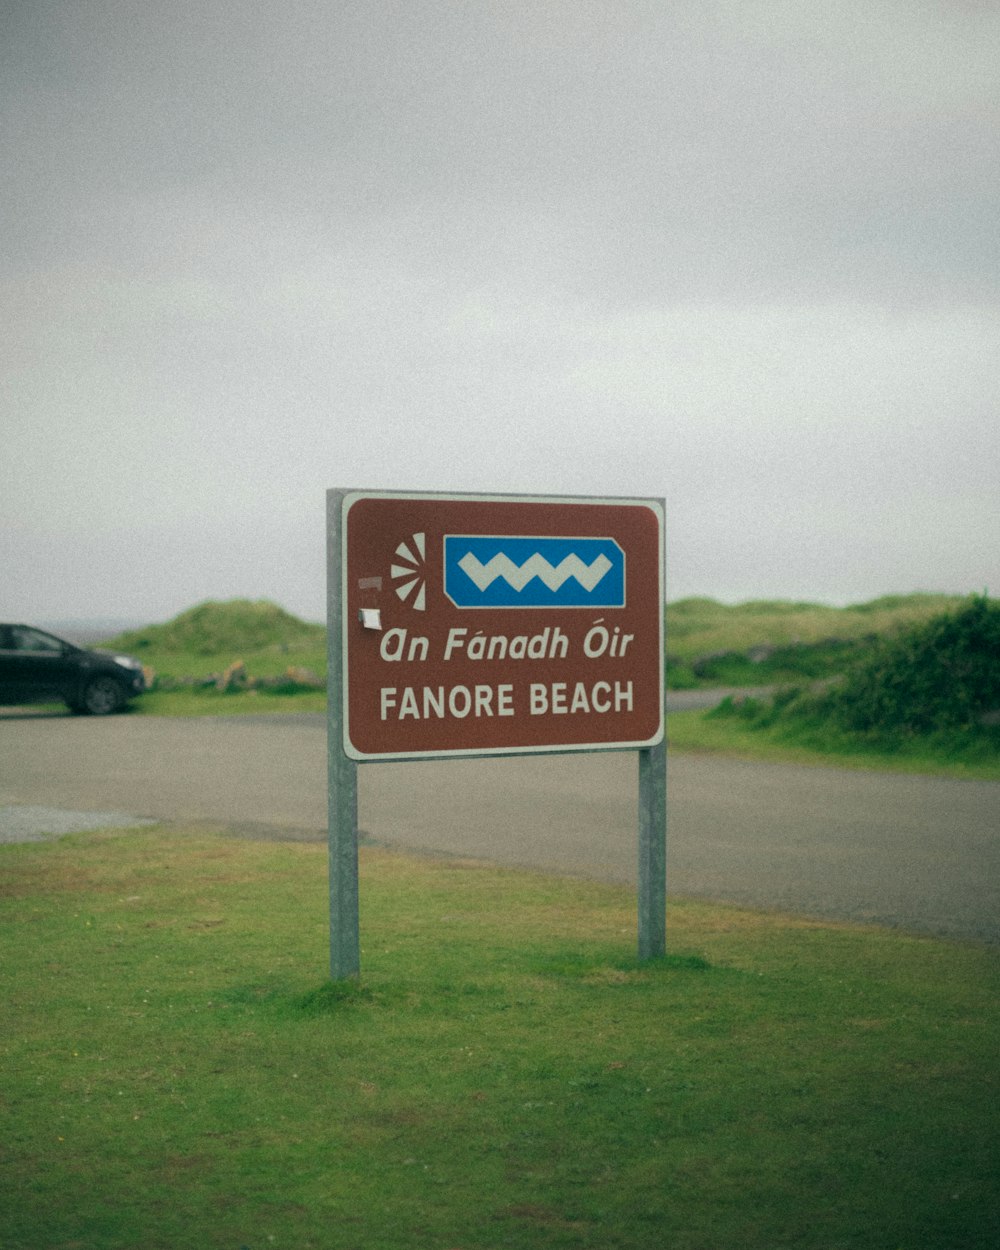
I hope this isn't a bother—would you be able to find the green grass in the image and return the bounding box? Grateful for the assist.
[132,641,328,684]
[110,593,971,692]
[667,708,1000,780]
[2,826,998,1249]
[110,599,325,657]
[663,595,974,689]
[664,593,967,662]
[133,688,328,717]
[102,594,998,782]
[672,597,1000,779]
[102,599,327,694]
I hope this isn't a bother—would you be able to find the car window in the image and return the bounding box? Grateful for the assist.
[10,627,64,654]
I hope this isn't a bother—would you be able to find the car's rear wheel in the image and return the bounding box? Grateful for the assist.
[75,677,126,715]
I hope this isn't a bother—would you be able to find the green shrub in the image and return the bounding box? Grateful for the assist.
[826,595,1000,735]
[690,639,867,686]
[708,685,808,730]
[666,595,960,691]
[705,596,1000,754]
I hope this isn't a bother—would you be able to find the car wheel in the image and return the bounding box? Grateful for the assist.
[79,677,126,715]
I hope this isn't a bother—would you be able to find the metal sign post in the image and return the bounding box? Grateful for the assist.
[638,737,667,961]
[326,492,360,978]
[327,488,666,980]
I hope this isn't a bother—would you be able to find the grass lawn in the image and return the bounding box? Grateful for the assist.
[2,825,997,1249]
[667,709,1000,781]
[134,689,328,717]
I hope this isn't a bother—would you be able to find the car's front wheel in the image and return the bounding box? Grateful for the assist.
[74,677,126,715]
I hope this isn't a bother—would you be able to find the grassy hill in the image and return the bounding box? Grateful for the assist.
[112,594,999,775]
[663,593,968,687]
[110,592,982,695]
[107,600,327,688]
[712,595,1000,737]
[682,595,1000,778]
[111,599,324,655]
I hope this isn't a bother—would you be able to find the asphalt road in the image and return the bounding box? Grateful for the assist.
[1,707,997,944]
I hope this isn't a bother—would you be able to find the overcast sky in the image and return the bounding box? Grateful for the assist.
[3,1,998,625]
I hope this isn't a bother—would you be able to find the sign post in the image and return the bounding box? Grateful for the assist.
[326,493,360,978]
[327,489,666,979]
[638,737,667,961]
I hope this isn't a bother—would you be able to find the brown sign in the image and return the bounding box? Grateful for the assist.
[338,492,664,760]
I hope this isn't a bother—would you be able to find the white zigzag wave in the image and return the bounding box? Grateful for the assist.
[457,551,613,594]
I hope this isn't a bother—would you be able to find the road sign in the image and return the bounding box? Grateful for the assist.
[335,491,664,761]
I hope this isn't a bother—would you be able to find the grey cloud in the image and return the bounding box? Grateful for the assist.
[2,1,998,619]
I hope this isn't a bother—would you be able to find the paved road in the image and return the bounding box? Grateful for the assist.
[1,708,997,944]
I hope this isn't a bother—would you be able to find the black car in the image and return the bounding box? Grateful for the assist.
[0,624,146,714]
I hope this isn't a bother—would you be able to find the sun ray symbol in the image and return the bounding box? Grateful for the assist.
[391,533,427,610]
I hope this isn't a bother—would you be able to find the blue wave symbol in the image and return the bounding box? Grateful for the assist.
[444,536,625,608]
